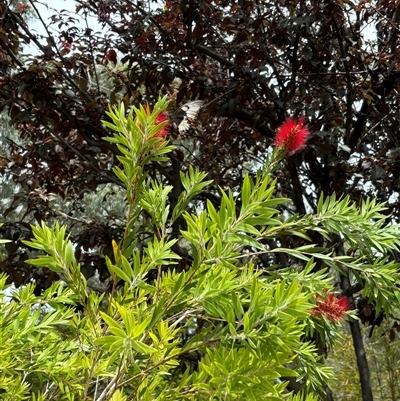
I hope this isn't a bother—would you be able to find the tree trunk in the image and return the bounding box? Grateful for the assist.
[335,238,374,401]
[346,316,374,401]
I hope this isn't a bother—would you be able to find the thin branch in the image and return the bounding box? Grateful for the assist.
[18,2,93,103]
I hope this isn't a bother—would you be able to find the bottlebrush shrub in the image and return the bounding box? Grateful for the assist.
[2,97,400,400]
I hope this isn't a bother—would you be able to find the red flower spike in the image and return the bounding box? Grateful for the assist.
[311,292,351,323]
[273,117,310,155]
[154,112,169,140]
[136,107,169,141]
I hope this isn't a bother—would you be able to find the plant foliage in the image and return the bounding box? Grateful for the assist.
[1,100,400,400]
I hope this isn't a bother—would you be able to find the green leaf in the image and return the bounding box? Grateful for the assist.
[131,340,157,354]
[100,312,127,338]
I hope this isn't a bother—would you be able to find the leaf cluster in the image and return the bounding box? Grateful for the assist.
[2,99,400,400]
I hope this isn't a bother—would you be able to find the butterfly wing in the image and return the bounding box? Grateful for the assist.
[172,100,204,133]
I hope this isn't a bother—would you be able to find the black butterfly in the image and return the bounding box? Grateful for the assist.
[171,100,204,133]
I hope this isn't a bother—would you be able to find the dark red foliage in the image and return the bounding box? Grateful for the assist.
[0,0,399,302]
[104,49,117,65]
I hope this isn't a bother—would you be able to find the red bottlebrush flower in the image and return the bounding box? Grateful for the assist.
[273,117,310,155]
[311,292,351,323]
[136,106,169,142]
[154,112,169,139]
